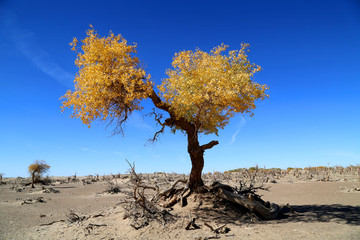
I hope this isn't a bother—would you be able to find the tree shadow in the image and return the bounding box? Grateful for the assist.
[276,204,360,226]
[193,206,253,226]
[190,198,261,226]
[192,203,360,226]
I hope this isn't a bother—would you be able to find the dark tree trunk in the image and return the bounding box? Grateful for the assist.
[31,172,35,188]
[149,91,219,192]
[187,130,205,192]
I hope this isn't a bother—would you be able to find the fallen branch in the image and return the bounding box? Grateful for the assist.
[212,183,280,220]
[204,223,230,234]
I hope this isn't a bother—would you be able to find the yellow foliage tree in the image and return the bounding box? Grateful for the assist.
[28,160,50,188]
[61,28,269,192]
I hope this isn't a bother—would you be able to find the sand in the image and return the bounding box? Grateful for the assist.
[0,171,359,240]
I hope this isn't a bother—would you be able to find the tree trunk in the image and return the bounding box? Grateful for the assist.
[187,130,205,192]
[31,172,35,188]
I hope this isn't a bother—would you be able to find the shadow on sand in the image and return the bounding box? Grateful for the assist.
[193,204,360,226]
[277,204,360,226]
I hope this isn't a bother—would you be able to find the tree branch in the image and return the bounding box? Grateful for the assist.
[149,90,194,133]
[201,140,219,151]
[147,109,172,143]
[149,90,171,113]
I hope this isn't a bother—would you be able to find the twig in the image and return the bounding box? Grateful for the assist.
[40,220,66,226]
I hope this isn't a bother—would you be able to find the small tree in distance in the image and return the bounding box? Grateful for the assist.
[28,160,50,188]
[61,27,268,192]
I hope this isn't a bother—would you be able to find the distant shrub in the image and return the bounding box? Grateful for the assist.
[270,168,282,172]
[28,160,50,188]
[105,181,121,194]
[248,167,258,172]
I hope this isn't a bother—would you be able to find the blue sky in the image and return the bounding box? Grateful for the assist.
[1,0,359,177]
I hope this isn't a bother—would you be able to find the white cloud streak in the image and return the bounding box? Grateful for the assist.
[2,11,73,88]
[230,117,247,144]
[10,28,74,88]
[113,151,125,156]
[80,147,101,154]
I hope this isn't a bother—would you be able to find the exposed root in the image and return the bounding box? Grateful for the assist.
[122,161,280,230]
[159,184,191,208]
[157,180,280,220]
[156,179,187,199]
[185,217,200,230]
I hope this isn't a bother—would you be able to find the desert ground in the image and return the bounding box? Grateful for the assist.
[0,167,359,240]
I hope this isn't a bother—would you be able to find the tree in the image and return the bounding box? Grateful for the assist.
[61,28,268,192]
[28,160,50,188]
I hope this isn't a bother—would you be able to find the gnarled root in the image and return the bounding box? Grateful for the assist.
[211,182,280,220]
[156,180,192,208]
[156,179,188,199]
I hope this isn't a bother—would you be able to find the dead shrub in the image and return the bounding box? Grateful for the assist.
[120,161,175,229]
[105,181,121,194]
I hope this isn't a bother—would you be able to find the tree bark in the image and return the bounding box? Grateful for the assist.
[187,129,205,192]
[31,172,35,188]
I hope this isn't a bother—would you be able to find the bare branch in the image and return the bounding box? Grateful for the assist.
[146,109,167,143]
[201,140,219,151]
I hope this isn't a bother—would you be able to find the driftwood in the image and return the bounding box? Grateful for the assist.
[211,182,280,220]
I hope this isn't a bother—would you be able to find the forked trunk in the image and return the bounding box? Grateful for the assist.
[187,131,205,192]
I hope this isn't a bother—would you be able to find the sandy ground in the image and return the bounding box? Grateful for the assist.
[0,173,359,240]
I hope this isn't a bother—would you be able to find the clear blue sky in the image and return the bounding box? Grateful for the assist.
[1,0,359,177]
